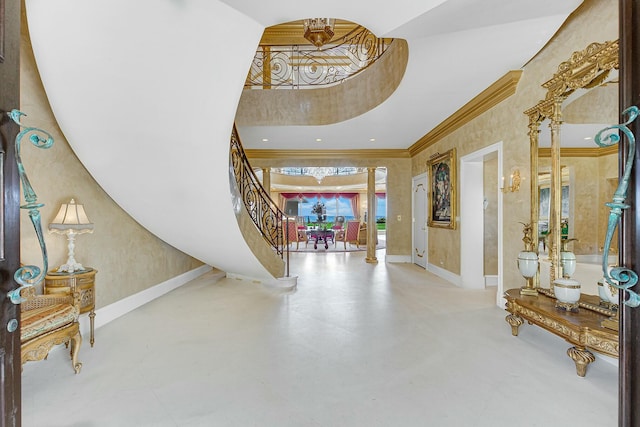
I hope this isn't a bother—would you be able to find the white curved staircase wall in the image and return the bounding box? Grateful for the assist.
[25,0,274,280]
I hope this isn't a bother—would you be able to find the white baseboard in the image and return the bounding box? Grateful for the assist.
[427,263,462,287]
[79,264,213,337]
[385,255,412,263]
[485,275,498,287]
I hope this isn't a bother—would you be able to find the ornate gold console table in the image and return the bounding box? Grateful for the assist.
[504,288,618,377]
[45,268,97,347]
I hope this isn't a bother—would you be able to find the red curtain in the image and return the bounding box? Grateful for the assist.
[279,192,359,200]
[351,196,360,221]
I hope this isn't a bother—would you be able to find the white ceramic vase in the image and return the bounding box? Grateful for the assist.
[553,278,581,304]
[560,251,576,278]
[598,279,619,305]
[517,251,539,278]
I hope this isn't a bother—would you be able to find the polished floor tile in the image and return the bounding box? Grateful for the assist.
[22,250,617,426]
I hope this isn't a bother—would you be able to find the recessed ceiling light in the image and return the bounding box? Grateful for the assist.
[370,138,376,142]
[262,138,269,142]
[316,138,322,142]
[584,136,592,140]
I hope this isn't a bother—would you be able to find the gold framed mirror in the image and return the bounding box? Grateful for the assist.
[524,40,619,294]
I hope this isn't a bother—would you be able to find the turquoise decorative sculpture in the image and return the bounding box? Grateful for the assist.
[6,109,54,304]
[596,105,639,307]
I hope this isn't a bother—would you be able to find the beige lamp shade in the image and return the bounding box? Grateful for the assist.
[49,199,94,232]
[48,199,93,272]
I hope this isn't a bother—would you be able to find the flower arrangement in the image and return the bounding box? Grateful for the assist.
[311,201,326,222]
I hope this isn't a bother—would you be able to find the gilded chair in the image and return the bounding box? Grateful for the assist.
[285,219,308,250]
[20,286,82,373]
[336,220,361,249]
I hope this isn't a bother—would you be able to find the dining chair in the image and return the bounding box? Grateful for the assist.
[336,220,360,249]
[286,218,308,250]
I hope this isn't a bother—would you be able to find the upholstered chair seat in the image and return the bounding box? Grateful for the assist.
[20,286,83,373]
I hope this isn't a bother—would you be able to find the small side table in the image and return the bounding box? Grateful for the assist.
[44,268,97,347]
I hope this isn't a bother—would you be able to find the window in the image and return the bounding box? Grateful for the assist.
[299,196,355,223]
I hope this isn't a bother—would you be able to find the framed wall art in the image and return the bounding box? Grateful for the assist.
[427,148,456,229]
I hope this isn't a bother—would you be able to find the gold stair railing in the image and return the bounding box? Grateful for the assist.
[229,125,290,276]
[245,26,392,89]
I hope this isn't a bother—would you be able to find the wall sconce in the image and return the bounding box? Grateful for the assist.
[48,199,94,272]
[501,168,521,193]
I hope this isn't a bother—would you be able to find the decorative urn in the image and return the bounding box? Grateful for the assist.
[553,277,581,311]
[598,278,619,309]
[517,251,539,279]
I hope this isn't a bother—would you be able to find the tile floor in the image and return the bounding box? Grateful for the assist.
[22,249,617,426]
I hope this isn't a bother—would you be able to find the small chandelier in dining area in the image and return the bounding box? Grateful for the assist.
[303,18,335,48]
[305,167,335,184]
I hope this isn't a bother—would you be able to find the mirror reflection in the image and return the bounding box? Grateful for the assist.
[525,40,619,304]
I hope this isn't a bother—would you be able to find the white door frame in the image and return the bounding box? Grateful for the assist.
[460,142,504,306]
[412,173,427,268]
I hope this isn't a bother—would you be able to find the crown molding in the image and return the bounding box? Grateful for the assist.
[408,70,523,157]
[245,149,410,160]
[538,145,617,158]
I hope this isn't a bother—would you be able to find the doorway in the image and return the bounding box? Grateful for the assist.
[460,142,503,306]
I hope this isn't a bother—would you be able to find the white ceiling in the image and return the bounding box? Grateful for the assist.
[231,0,584,150]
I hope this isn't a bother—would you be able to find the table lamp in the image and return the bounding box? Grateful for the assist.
[48,199,94,272]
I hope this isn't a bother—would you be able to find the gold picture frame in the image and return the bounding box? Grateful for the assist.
[427,148,456,229]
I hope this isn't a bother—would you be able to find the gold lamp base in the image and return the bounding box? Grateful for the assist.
[520,286,538,296]
[520,277,538,297]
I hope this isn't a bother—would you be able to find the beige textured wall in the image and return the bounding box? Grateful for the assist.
[411,0,617,285]
[250,158,412,256]
[483,154,498,275]
[236,203,285,278]
[19,15,203,309]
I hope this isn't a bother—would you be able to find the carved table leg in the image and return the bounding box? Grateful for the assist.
[505,314,524,336]
[567,346,595,377]
[70,330,83,374]
[89,309,96,347]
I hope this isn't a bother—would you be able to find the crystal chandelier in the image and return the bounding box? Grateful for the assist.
[303,18,335,48]
[305,167,335,183]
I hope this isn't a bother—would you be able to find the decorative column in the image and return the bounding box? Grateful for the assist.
[262,168,271,199]
[523,112,542,295]
[366,167,378,264]
[262,46,271,90]
[548,98,563,284]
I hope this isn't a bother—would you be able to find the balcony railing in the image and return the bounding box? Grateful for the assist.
[229,125,290,275]
[245,26,392,89]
